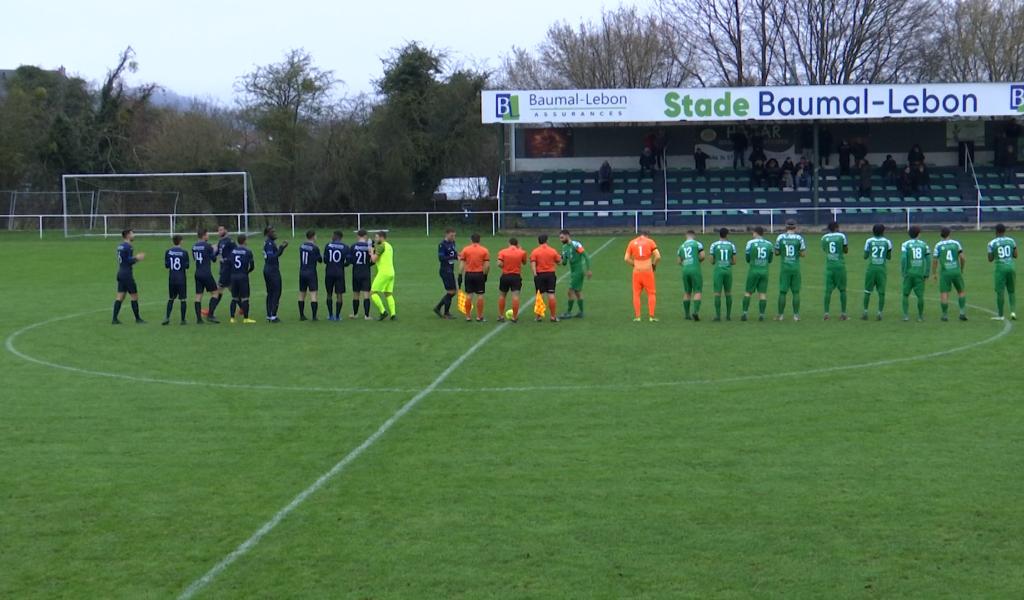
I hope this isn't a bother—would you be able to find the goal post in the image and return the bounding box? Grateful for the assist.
[61,171,253,237]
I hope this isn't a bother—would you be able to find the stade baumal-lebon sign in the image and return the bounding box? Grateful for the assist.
[481,83,1024,124]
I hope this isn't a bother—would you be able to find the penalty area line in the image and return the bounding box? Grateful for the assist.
[176,236,617,599]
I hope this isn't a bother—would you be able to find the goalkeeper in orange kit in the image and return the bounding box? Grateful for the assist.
[625,231,661,321]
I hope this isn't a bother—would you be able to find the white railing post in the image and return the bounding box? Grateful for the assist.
[426,213,430,237]
[976,189,982,231]
[634,211,639,233]
[560,211,565,230]
[357,213,362,231]
[770,209,775,233]
[491,212,496,236]
[169,214,174,236]
[701,210,706,233]
[38,215,43,239]
[906,208,911,230]
[291,214,296,238]
[236,213,242,232]
[103,215,108,238]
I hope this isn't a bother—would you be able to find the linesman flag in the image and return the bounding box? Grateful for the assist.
[457,289,472,316]
[534,291,546,318]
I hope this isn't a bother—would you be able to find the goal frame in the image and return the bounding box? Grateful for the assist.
[61,171,251,237]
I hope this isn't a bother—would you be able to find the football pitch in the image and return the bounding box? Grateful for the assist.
[1,229,1021,598]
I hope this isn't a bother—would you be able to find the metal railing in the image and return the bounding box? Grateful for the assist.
[1,205,1013,240]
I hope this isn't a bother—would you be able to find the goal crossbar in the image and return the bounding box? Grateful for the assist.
[61,171,251,237]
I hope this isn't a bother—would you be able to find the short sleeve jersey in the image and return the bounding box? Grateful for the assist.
[116,242,136,274]
[901,239,930,276]
[324,241,349,276]
[678,239,704,272]
[561,240,587,270]
[746,238,774,269]
[709,240,737,270]
[498,245,527,275]
[821,232,848,266]
[192,241,215,276]
[164,247,189,281]
[459,243,490,273]
[934,239,963,275]
[299,241,321,272]
[531,244,561,273]
[775,232,806,268]
[216,236,236,275]
[865,237,894,267]
[375,241,395,275]
[988,236,1017,270]
[230,246,254,275]
[438,239,458,271]
[349,241,373,277]
[263,238,284,270]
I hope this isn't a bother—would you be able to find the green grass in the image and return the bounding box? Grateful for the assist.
[1,229,1021,599]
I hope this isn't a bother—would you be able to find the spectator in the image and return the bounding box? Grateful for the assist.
[852,141,868,163]
[750,160,766,189]
[639,147,657,177]
[652,129,667,170]
[796,156,813,188]
[907,144,925,166]
[730,130,749,168]
[996,140,1016,183]
[899,166,915,197]
[818,128,833,166]
[781,157,796,188]
[838,139,852,176]
[598,160,613,193]
[693,146,709,176]
[880,154,899,182]
[916,163,931,191]
[749,146,767,164]
[858,159,873,198]
[765,158,782,189]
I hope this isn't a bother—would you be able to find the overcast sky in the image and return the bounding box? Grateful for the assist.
[4,0,628,103]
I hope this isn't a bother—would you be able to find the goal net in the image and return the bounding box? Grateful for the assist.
[61,172,256,238]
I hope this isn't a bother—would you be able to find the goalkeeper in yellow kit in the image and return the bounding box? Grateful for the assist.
[370,231,397,321]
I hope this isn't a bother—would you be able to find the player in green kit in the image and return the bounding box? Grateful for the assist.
[742,226,774,321]
[987,223,1017,320]
[900,226,930,321]
[676,230,705,321]
[370,231,397,320]
[774,220,806,321]
[821,221,849,320]
[558,229,591,319]
[932,227,968,321]
[863,223,893,320]
[709,228,737,321]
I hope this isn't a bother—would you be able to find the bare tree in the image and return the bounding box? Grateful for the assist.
[922,0,1024,82]
[500,6,696,88]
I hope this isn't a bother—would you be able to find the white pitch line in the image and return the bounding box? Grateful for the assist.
[176,237,618,599]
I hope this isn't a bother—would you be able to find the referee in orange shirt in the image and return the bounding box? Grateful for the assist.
[458,233,490,322]
[530,234,561,323]
[625,231,661,321]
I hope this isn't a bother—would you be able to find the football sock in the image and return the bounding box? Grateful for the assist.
[863,291,871,311]
[352,299,360,315]
[242,300,250,318]
[326,299,334,317]
[648,293,656,317]
[683,299,691,317]
[363,299,371,316]
[742,296,751,313]
[758,299,766,315]
[311,302,318,319]
[131,301,141,320]
[1009,292,1016,313]
[725,295,733,317]
[823,291,831,313]
[195,301,203,320]
[902,295,910,317]
[548,297,557,316]
[917,294,925,318]
[443,294,453,314]
[208,296,220,317]
[372,294,386,315]
[113,300,123,320]
[632,292,641,318]
[298,301,306,319]
[498,296,506,315]
[577,299,584,314]
[567,299,575,313]
[840,291,847,313]
[336,298,344,318]
[165,300,174,321]
[958,296,966,314]
[386,296,396,316]
[714,296,721,318]
[941,302,949,317]
[692,299,701,315]
[878,292,886,312]
[180,301,187,321]
[777,294,786,314]
[997,292,1005,316]
[793,292,801,315]
[230,299,238,318]
[512,297,520,318]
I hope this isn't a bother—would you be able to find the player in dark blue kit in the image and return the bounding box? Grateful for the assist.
[192,228,220,324]
[228,234,257,324]
[349,229,374,320]
[323,230,349,321]
[298,229,322,321]
[163,235,191,325]
[433,228,459,319]
[112,229,146,324]
[263,226,288,323]
[211,225,236,320]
